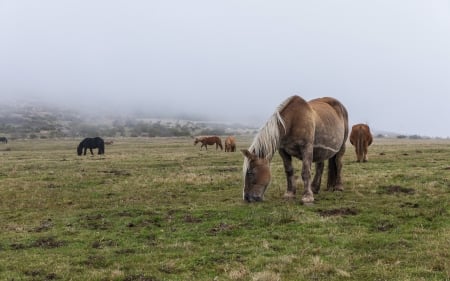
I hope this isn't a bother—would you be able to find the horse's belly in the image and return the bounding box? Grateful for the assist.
[312,135,344,162]
[312,146,339,162]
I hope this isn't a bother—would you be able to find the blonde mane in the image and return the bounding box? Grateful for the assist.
[243,96,294,174]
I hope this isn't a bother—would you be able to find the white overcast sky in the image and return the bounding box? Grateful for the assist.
[1,1,449,137]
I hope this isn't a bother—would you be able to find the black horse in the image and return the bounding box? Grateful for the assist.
[0,137,7,144]
[77,137,105,156]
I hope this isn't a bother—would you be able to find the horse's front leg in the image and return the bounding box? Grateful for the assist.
[312,162,324,194]
[84,148,87,155]
[279,149,296,199]
[300,146,314,204]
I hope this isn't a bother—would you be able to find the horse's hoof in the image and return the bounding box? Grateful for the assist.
[283,192,296,199]
[301,195,314,204]
[334,185,344,192]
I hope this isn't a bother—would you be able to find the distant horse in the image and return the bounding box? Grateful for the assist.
[349,124,373,162]
[224,136,236,152]
[0,137,7,144]
[104,140,114,145]
[241,96,349,203]
[194,136,223,150]
[77,137,105,156]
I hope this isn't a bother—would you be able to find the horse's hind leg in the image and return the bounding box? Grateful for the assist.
[363,140,369,162]
[312,162,324,194]
[90,148,94,155]
[327,147,345,191]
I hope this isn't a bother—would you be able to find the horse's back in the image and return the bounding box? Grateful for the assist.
[309,97,348,124]
[280,96,348,138]
[279,96,348,161]
[205,136,221,145]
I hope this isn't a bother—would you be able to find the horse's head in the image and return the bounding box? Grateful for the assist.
[77,144,83,156]
[194,137,201,145]
[241,149,271,202]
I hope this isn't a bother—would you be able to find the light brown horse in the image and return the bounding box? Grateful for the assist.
[241,95,349,203]
[194,136,223,150]
[349,124,373,162]
[224,136,236,152]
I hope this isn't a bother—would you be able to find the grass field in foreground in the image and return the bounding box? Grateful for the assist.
[0,137,449,281]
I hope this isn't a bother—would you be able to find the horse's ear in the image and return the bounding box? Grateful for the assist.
[241,149,257,160]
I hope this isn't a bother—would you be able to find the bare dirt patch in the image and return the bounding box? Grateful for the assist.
[380,185,415,194]
[318,207,359,217]
[184,214,202,223]
[209,222,235,235]
[123,274,160,281]
[31,236,66,249]
[374,220,395,232]
[101,169,131,176]
[30,219,53,233]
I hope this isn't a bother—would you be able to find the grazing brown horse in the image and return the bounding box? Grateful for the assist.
[349,124,373,162]
[224,136,236,152]
[194,136,223,150]
[241,95,349,203]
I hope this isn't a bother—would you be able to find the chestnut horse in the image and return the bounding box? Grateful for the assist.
[241,95,349,203]
[194,136,223,150]
[349,124,373,162]
[224,136,236,152]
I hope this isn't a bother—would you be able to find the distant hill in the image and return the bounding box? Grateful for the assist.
[1,100,438,140]
[0,101,257,139]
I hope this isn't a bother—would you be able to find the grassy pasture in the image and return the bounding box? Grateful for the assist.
[0,137,449,281]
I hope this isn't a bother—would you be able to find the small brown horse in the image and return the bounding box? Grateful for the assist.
[349,124,373,162]
[242,95,349,203]
[224,136,236,152]
[194,136,223,150]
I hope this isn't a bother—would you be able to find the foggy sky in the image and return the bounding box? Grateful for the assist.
[1,1,449,137]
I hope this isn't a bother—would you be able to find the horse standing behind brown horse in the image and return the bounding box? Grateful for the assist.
[224,136,236,152]
[349,124,373,162]
[241,95,349,203]
[194,136,223,150]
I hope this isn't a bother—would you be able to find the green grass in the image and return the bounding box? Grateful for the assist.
[0,137,449,281]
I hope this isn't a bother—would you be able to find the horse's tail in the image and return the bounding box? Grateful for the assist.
[356,129,365,162]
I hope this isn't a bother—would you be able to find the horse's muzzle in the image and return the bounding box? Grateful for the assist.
[244,194,263,203]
